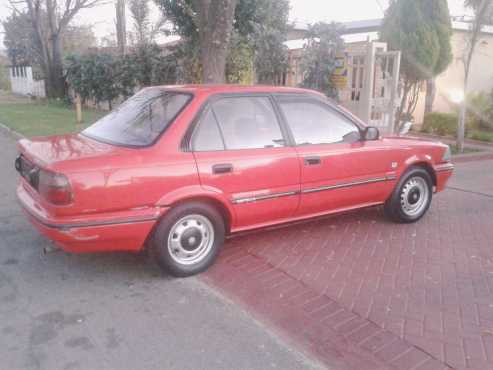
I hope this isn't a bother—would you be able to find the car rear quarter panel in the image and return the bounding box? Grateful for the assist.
[35,94,209,220]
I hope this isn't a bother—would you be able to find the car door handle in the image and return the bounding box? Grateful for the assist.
[304,156,321,166]
[212,163,233,174]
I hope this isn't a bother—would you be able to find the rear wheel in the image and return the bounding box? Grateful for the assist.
[384,167,433,223]
[150,202,225,277]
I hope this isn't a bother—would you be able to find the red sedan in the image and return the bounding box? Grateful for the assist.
[16,85,454,276]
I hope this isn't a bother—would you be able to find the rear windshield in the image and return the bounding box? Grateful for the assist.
[82,89,192,147]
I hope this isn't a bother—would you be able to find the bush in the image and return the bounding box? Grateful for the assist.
[467,92,493,131]
[421,112,458,136]
[65,43,178,109]
[0,64,11,91]
[468,130,493,142]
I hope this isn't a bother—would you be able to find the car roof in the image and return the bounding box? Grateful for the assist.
[151,84,326,97]
[147,84,367,128]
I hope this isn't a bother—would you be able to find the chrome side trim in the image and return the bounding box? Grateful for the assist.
[232,191,299,205]
[302,176,394,195]
[232,176,396,204]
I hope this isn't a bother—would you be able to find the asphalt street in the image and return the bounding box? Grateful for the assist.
[0,129,322,370]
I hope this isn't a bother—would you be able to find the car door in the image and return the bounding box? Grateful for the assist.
[275,95,396,217]
[191,95,300,230]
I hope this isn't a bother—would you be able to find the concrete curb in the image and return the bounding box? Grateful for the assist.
[0,122,25,140]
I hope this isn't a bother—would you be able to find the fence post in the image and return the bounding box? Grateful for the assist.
[75,94,82,125]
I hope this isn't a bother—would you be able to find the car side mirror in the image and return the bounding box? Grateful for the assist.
[363,126,380,141]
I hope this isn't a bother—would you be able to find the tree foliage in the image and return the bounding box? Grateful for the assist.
[3,12,97,67]
[65,45,177,108]
[226,33,254,84]
[0,56,11,91]
[2,12,38,66]
[132,43,178,86]
[4,0,105,98]
[249,0,290,84]
[66,54,122,109]
[128,0,167,46]
[156,0,238,83]
[155,0,290,84]
[300,22,344,98]
[380,0,452,126]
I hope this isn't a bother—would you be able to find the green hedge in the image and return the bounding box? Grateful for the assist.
[468,130,493,142]
[421,112,458,136]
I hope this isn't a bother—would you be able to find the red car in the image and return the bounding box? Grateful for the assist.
[16,85,454,276]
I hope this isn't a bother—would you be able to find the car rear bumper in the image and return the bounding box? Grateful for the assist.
[433,162,454,192]
[17,183,167,253]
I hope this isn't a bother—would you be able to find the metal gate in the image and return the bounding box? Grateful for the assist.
[337,42,401,134]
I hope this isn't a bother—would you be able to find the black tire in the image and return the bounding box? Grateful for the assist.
[150,202,225,277]
[384,166,433,223]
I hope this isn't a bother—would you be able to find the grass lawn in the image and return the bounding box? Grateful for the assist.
[0,101,106,137]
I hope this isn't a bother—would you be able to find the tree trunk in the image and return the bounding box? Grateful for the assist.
[456,5,485,154]
[198,0,237,83]
[48,34,66,98]
[424,78,436,114]
[457,74,468,153]
[395,81,410,132]
[45,0,65,98]
[116,0,127,55]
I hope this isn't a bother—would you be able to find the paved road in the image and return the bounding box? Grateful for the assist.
[205,159,493,370]
[0,129,321,370]
[448,160,493,197]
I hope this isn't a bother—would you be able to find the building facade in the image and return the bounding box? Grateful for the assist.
[286,18,493,126]
[414,21,493,123]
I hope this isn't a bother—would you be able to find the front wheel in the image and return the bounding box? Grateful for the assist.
[384,167,433,223]
[150,202,225,277]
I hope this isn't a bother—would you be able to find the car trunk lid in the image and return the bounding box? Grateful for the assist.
[17,133,122,170]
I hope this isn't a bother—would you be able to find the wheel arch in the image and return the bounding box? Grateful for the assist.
[169,196,233,234]
[402,155,437,187]
[155,186,235,234]
[406,161,437,187]
[142,192,233,253]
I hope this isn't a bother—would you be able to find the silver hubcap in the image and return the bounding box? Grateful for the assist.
[400,176,429,217]
[167,214,214,265]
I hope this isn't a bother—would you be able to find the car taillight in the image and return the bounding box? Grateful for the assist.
[38,170,72,205]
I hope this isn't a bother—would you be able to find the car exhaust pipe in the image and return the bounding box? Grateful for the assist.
[43,244,60,254]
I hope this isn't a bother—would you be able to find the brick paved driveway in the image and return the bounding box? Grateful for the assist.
[203,159,493,370]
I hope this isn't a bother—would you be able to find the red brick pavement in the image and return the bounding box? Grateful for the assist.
[202,188,493,370]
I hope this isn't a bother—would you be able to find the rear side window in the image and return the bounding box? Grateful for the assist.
[192,109,224,151]
[83,88,191,147]
[192,96,285,151]
[278,99,360,145]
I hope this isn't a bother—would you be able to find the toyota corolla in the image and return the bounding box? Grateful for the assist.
[16,85,454,276]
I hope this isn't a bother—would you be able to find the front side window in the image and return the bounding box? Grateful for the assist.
[278,99,360,145]
[83,88,191,146]
[212,97,285,150]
